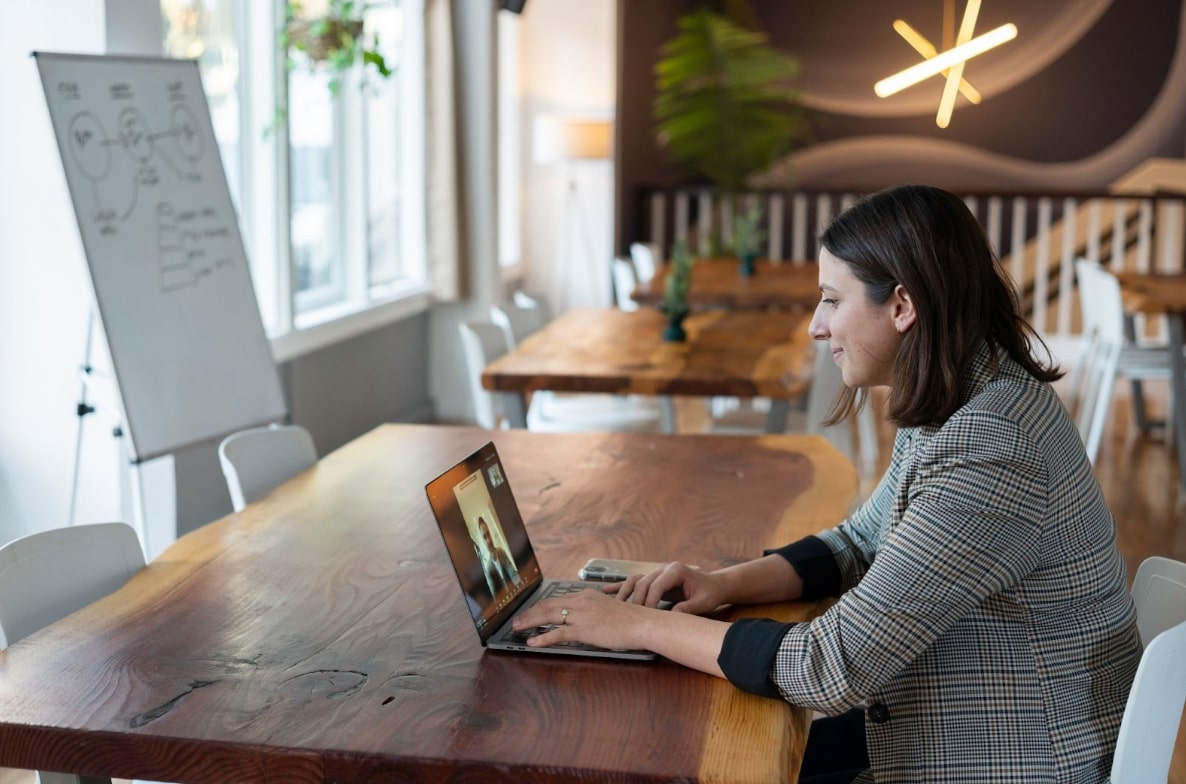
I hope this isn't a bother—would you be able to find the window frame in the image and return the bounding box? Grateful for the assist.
[164,0,430,364]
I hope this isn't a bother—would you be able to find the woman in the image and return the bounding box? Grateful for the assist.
[512,185,1142,784]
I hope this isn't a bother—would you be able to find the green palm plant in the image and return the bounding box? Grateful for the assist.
[653,7,804,196]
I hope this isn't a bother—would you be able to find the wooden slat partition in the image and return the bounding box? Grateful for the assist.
[635,186,1186,345]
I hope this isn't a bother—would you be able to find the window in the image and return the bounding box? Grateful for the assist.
[497,11,521,272]
[161,0,241,207]
[161,0,428,359]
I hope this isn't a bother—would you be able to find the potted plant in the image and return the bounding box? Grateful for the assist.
[731,202,764,277]
[662,242,696,342]
[653,7,804,247]
[272,0,393,130]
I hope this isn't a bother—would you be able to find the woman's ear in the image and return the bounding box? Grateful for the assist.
[892,284,917,334]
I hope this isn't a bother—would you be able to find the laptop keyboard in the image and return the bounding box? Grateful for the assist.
[502,581,598,648]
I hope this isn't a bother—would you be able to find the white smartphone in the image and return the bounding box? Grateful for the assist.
[578,558,667,582]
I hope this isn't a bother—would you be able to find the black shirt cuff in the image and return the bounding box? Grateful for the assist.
[765,535,842,599]
[718,618,793,698]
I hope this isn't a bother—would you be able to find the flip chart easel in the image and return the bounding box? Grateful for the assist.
[34,52,288,550]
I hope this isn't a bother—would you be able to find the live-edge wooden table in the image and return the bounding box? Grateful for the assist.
[0,424,857,783]
[482,308,816,434]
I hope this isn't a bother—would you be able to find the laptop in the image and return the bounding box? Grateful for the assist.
[425,441,655,660]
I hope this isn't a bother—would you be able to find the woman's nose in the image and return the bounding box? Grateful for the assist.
[808,307,828,340]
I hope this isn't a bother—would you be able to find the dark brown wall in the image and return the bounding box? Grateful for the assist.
[616,0,1186,250]
[614,0,690,251]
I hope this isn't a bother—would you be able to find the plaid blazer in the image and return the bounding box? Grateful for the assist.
[724,345,1141,783]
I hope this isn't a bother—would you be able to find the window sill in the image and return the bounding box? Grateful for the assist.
[269,282,434,363]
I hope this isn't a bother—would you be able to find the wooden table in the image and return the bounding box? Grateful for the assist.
[0,424,857,783]
[631,258,820,311]
[482,308,816,433]
[1114,271,1186,488]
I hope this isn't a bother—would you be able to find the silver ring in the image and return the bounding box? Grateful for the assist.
[560,608,569,624]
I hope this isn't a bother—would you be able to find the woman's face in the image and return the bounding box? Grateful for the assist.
[808,249,914,389]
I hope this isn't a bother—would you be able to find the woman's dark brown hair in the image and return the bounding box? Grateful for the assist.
[821,184,1062,428]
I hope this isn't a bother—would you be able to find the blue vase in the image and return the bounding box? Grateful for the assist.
[739,252,756,277]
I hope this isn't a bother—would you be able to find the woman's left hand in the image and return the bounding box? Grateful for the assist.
[511,588,656,652]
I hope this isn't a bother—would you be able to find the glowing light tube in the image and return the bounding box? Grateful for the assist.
[875,23,1017,98]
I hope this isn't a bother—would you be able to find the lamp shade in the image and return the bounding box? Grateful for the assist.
[533,115,612,162]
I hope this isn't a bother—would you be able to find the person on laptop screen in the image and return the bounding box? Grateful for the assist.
[512,185,1141,784]
[474,515,519,595]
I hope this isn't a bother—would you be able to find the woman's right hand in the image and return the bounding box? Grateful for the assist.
[606,561,728,615]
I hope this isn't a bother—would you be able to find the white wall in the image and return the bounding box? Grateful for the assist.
[517,0,617,312]
[0,0,144,546]
[428,0,502,423]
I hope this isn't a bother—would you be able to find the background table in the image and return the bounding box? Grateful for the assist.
[1115,271,1186,488]
[632,258,820,311]
[483,308,816,432]
[0,424,857,783]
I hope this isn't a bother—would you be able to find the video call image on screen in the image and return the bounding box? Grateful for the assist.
[445,456,538,628]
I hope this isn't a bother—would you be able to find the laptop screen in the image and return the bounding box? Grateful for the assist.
[425,442,543,639]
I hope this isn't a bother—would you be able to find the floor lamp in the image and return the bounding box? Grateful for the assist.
[533,115,612,311]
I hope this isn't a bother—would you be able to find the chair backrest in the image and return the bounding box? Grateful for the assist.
[1108,557,1186,782]
[1110,618,1186,783]
[1072,260,1126,463]
[0,522,144,650]
[459,320,512,429]
[612,255,640,311]
[1130,555,1186,647]
[629,242,659,283]
[513,290,554,322]
[491,301,548,349]
[218,424,318,512]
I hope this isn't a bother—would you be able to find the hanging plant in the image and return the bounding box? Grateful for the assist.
[271,0,393,132]
[653,7,804,196]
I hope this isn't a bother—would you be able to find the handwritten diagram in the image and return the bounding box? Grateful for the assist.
[62,84,232,293]
[35,53,289,464]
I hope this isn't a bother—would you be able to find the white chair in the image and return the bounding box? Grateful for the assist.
[460,320,512,429]
[459,320,663,433]
[491,301,548,349]
[1130,555,1186,647]
[0,522,145,784]
[612,255,640,312]
[1111,556,1186,783]
[1111,618,1186,783]
[707,342,880,476]
[218,424,318,512]
[512,290,554,322]
[629,242,659,283]
[1070,260,1173,463]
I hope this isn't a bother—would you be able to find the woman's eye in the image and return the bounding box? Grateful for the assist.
[821,297,838,307]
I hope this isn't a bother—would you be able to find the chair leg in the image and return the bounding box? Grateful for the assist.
[660,397,678,433]
[1130,379,1153,433]
[1085,363,1120,464]
[1122,314,1155,433]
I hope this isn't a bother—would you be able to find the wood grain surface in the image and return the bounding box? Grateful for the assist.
[1114,270,1186,314]
[482,308,815,399]
[632,258,821,312]
[0,425,857,783]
